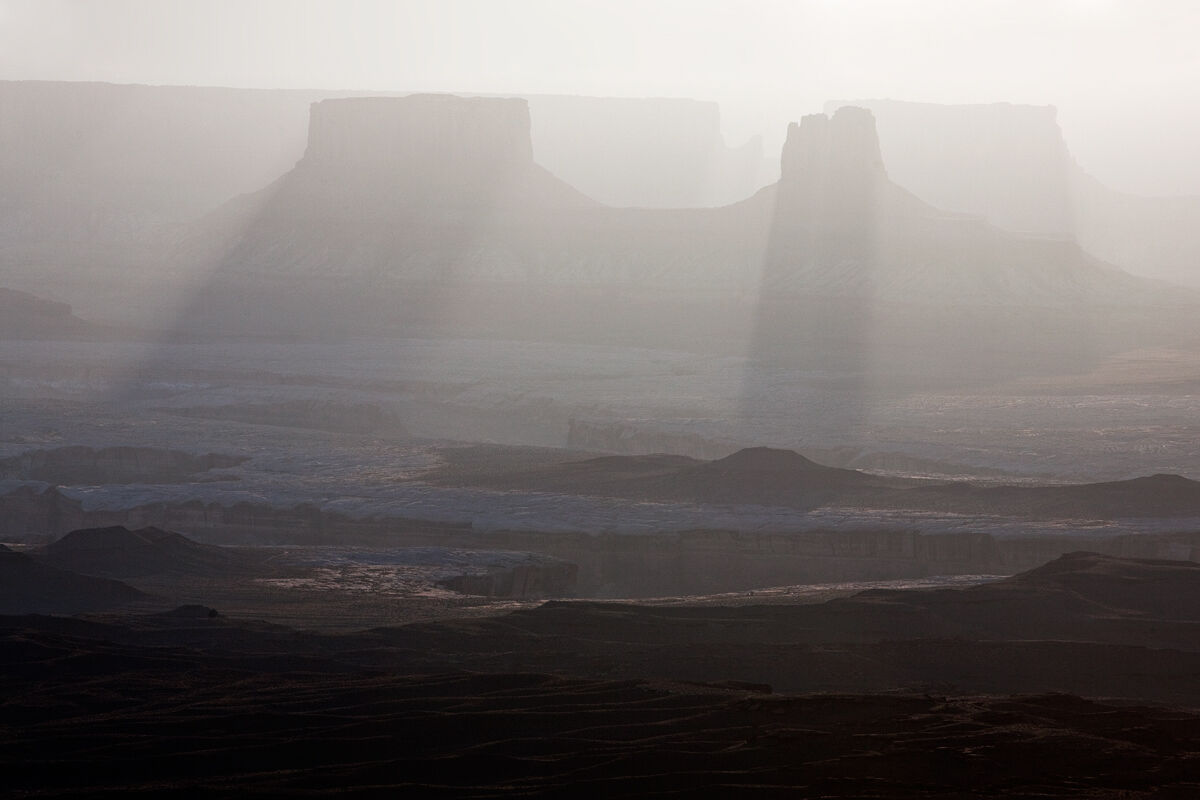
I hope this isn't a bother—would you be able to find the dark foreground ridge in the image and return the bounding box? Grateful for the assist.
[0,545,145,615]
[4,552,1200,796]
[5,670,1198,798]
[381,552,1200,703]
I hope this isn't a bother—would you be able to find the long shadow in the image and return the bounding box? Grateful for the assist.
[104,98,1166,460]
[739,107,886,449]
[109,95,555,408]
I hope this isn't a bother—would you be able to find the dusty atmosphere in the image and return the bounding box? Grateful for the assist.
[3,1,1200,796]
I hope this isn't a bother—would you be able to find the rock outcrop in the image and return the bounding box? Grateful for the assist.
[430,445,1200,520]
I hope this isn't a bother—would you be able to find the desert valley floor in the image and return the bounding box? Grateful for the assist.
[5,331,1200,796]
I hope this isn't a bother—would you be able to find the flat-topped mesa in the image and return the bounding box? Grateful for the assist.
[298,94,535,197]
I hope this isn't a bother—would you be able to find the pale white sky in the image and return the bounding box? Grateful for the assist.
[2,0,1198,195]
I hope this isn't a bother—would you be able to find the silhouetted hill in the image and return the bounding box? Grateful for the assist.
[0,546,146,614]
[366,552,1200,703]
[430,445,1200,519]
[643,446,879,507]
[708,446,826,472]
[428,446,883,510]
[39,526,238,579]
[994,550,1200,621]
[7,550,1199,702]
[820,551,1200,648]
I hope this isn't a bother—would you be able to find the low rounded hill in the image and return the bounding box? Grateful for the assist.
[39,526,238,579]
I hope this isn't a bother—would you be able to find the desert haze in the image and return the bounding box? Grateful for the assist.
[3,1,1200,797]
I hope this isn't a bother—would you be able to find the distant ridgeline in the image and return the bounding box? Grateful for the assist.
[3,82,1197,379]
[171,93,1197,381]
[0,81,764,263]
[827,99,1200,289]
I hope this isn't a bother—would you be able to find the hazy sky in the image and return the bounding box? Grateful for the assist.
[2,0,1198,195]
